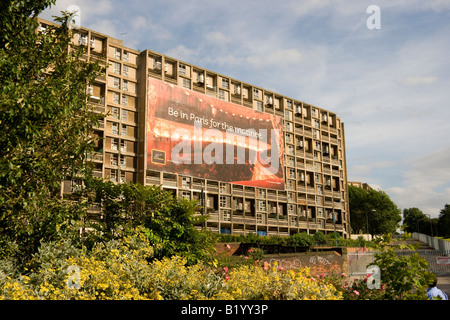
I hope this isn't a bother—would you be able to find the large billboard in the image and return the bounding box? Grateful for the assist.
[146,77,285,190]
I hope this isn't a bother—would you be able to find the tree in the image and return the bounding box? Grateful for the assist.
[402,207,437,236]
[438,204,450,238]
[86,179,214,264]
[349,185,401,236]
[0,1,103,264]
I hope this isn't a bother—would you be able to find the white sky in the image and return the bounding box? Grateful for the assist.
[40,0,450,218]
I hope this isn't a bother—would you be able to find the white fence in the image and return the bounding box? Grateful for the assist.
[348,234,450,276]
[411,232,450,253]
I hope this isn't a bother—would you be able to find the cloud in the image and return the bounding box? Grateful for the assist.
[400,76,438,85]
[165,45,199,63]
[351,160,396,176]
[387,147,450,217]
[246,49,304,68]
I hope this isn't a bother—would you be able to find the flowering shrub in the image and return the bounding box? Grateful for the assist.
[224,264,342,300]
[321,273,386,300]
[5,231,431,300]
[0,227,154,300]
[1,242,342,300]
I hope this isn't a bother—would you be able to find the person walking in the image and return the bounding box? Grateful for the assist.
[427,274,448,300]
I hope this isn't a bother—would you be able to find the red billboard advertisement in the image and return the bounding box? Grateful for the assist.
[147,77,285,189]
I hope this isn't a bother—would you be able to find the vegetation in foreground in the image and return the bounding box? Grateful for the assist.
[0,0,444,301]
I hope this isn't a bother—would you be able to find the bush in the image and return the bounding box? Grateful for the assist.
[0,227,154,300]
[225,263,341,300]
[0,228,341,300]
[287,232,314,247]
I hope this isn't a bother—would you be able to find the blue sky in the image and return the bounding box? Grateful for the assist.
[40,0,450,218]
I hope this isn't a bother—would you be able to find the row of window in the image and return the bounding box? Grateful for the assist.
[112,62,131,77]
[111,92,131,106]
[113,47,131,62]
[150,54,340,123]
[111,123,130,136]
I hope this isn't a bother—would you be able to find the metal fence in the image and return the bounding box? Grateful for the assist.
[411,232,450,253]
[348,249,450,277]
[347,249,376,277]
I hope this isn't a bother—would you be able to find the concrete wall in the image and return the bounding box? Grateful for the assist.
[215,242,350,276]
[262,250,347,276]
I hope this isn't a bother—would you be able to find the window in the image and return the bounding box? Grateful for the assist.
[288,204,296,214]
[110,154,118,166]
[122,80,128,92]
[119,155,126,167]
[114,47,121,60]
[259,200,266,211]
[153,59,162,70]
[315,141,321,150]
[123,65,129,77]
[112,92,120,104]
[179,64,186,76]
[122,109,128,121]
[120,140,127,152]
[314,119,320,129]
[113,62,121,75]
[288,145,294,155]
[285,110,292,120]
[286,100,293,109]
[289,168,295,179]
[111,123,119,135]
[121,125,127,136]
[220,196,227,208]
[110,169,117,182]
[120,171,126,183]
[182,78,190,89]
[111,107,119,119]
[253,88,260,99]
[113,77,120,89]
[79,34,87,46]
[181,191,191,200]
[285,133,292,143]
[313,130,320,139]
[318,207,324,217]
[222,78,229,89]
[220,184,228,193]
[111,138,118,151]
[288,157,295,167]
[123,51,129,62]
[218,89,226,100]
[256,101,263,112]
[182,177,190,189]
[121,94,128,106]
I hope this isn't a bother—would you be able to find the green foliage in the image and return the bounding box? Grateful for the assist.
[218,232,373,249]
[438,204,450,237]
[322,273,387,300]
[402,207,438,236]
[313,231,328,244]
[0,227,155,300]
[86,179,215,265]
[348,185,402,236]
[0,230,341,300]
[0,1,104,264]
[287,232,314,247]
[369,233,434,299]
